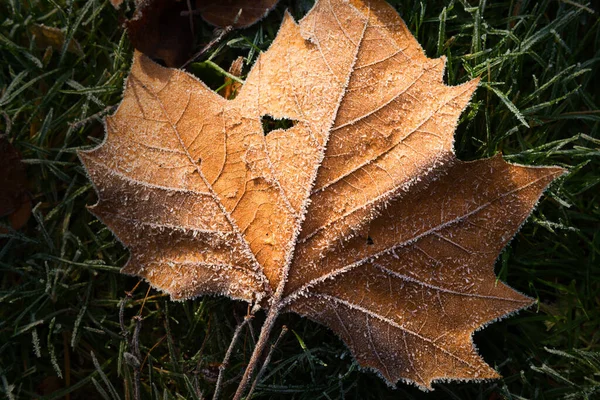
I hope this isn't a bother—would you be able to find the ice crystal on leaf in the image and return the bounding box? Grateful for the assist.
[80,0,563,390]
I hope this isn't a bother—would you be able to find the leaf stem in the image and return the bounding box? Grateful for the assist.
[232,300,283,400]
[212,315,253,400]
[245,325,288,399]
[131,316,142,400]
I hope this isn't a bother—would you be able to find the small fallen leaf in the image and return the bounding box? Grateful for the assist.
[0,136,31,230]
[80,0,564,390]
[109,0,125,9]
[30,24,83,57]
[197,0,280,28]
[218,56,244,99]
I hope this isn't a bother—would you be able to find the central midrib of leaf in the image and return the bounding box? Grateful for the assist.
[264,4,372,303]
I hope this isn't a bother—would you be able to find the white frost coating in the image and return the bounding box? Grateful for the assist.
[283,170,556,305]
[311,294,479,367]
[370,262,530,302]
[298,152,454,245]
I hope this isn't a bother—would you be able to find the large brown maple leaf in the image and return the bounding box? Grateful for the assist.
[80,0,563,392]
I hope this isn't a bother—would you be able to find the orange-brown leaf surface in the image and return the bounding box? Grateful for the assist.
[80,0,564,389]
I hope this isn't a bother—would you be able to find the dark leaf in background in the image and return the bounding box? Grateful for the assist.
[197,0,280,28]
[126,0,194,67]
[0,137,31,230]
[123,0,278,68]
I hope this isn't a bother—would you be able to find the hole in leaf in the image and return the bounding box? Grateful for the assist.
[150,57,168,67]
[367,236,374,245]
[261,115,297,136]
